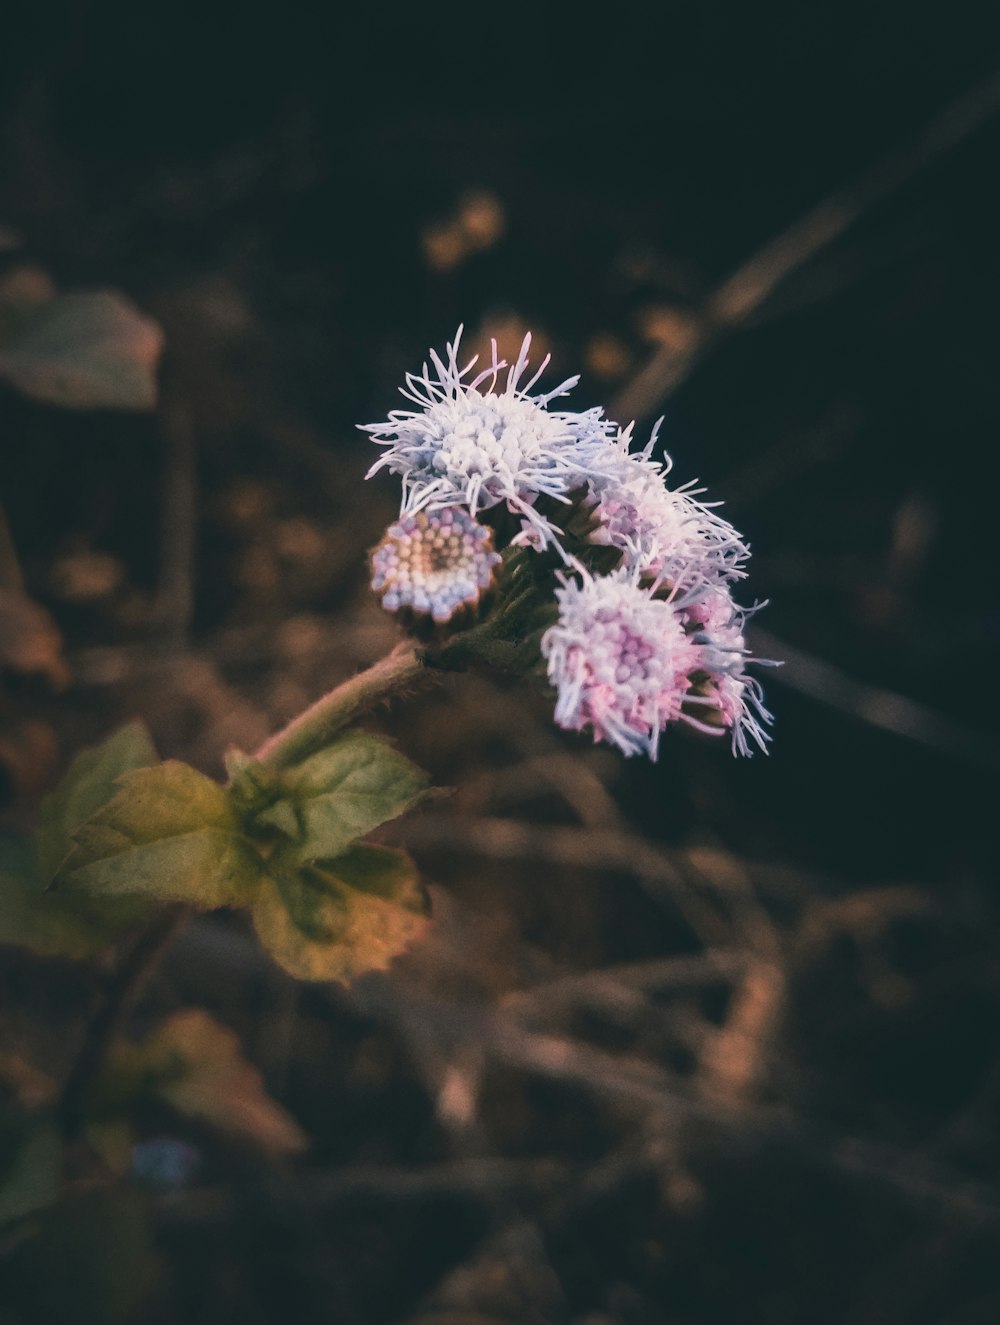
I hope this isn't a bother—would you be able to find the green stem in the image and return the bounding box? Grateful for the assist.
[252,641,431,771]
[57,903,193,1138]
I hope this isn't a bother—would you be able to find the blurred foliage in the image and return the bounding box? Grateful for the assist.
[0,589,68,691]
[0,833,143,958]
[0,1188,159,1325]
[0,1115,60,1228]
[0,267,162,412]
[89,1008,307,1160]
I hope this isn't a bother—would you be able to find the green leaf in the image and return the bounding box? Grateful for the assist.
[265,732,429,863]
[61,761,262,908]
[37,721,158,884]
[254,798,300,838]
[224,748,283,819]
[252,845,429,983]
[0,280,163,411]
[0,835,145,959]
[331,842,430,900]
[223,749,254,782]
[110,1009,307,1156]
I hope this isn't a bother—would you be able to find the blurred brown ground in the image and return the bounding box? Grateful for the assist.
[2,3,1000,1322]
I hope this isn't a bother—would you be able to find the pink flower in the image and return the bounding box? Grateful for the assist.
[542,570,775,760]
[541,570,702,759]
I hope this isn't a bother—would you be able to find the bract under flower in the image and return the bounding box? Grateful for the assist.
[363,327,617,555]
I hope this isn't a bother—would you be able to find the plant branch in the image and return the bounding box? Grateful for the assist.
[57,903,193,1137]
[612,67,1000,421]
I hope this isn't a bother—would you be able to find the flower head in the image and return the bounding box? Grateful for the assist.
[371,508,501,624]
[363,324,777,759]
[585,421,748,588]
[364,327,616,554]
[541,570,702,759]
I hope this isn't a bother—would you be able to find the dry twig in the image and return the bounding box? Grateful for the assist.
[612,69,1000,421]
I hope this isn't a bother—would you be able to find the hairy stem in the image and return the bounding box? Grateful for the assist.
[57,903,193,1137]
[252,641,431,771]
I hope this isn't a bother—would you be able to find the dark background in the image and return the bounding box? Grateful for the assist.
[2,3,1000,1322]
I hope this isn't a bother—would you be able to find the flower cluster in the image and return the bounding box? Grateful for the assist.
[365,327,775,759]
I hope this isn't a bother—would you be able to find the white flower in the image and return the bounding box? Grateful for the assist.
[682,586,775,756]
[709,670,774,757]
[586,421,748,588]
[371,508,501,623]
[363,327,616,554]
[540,569,702,759]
